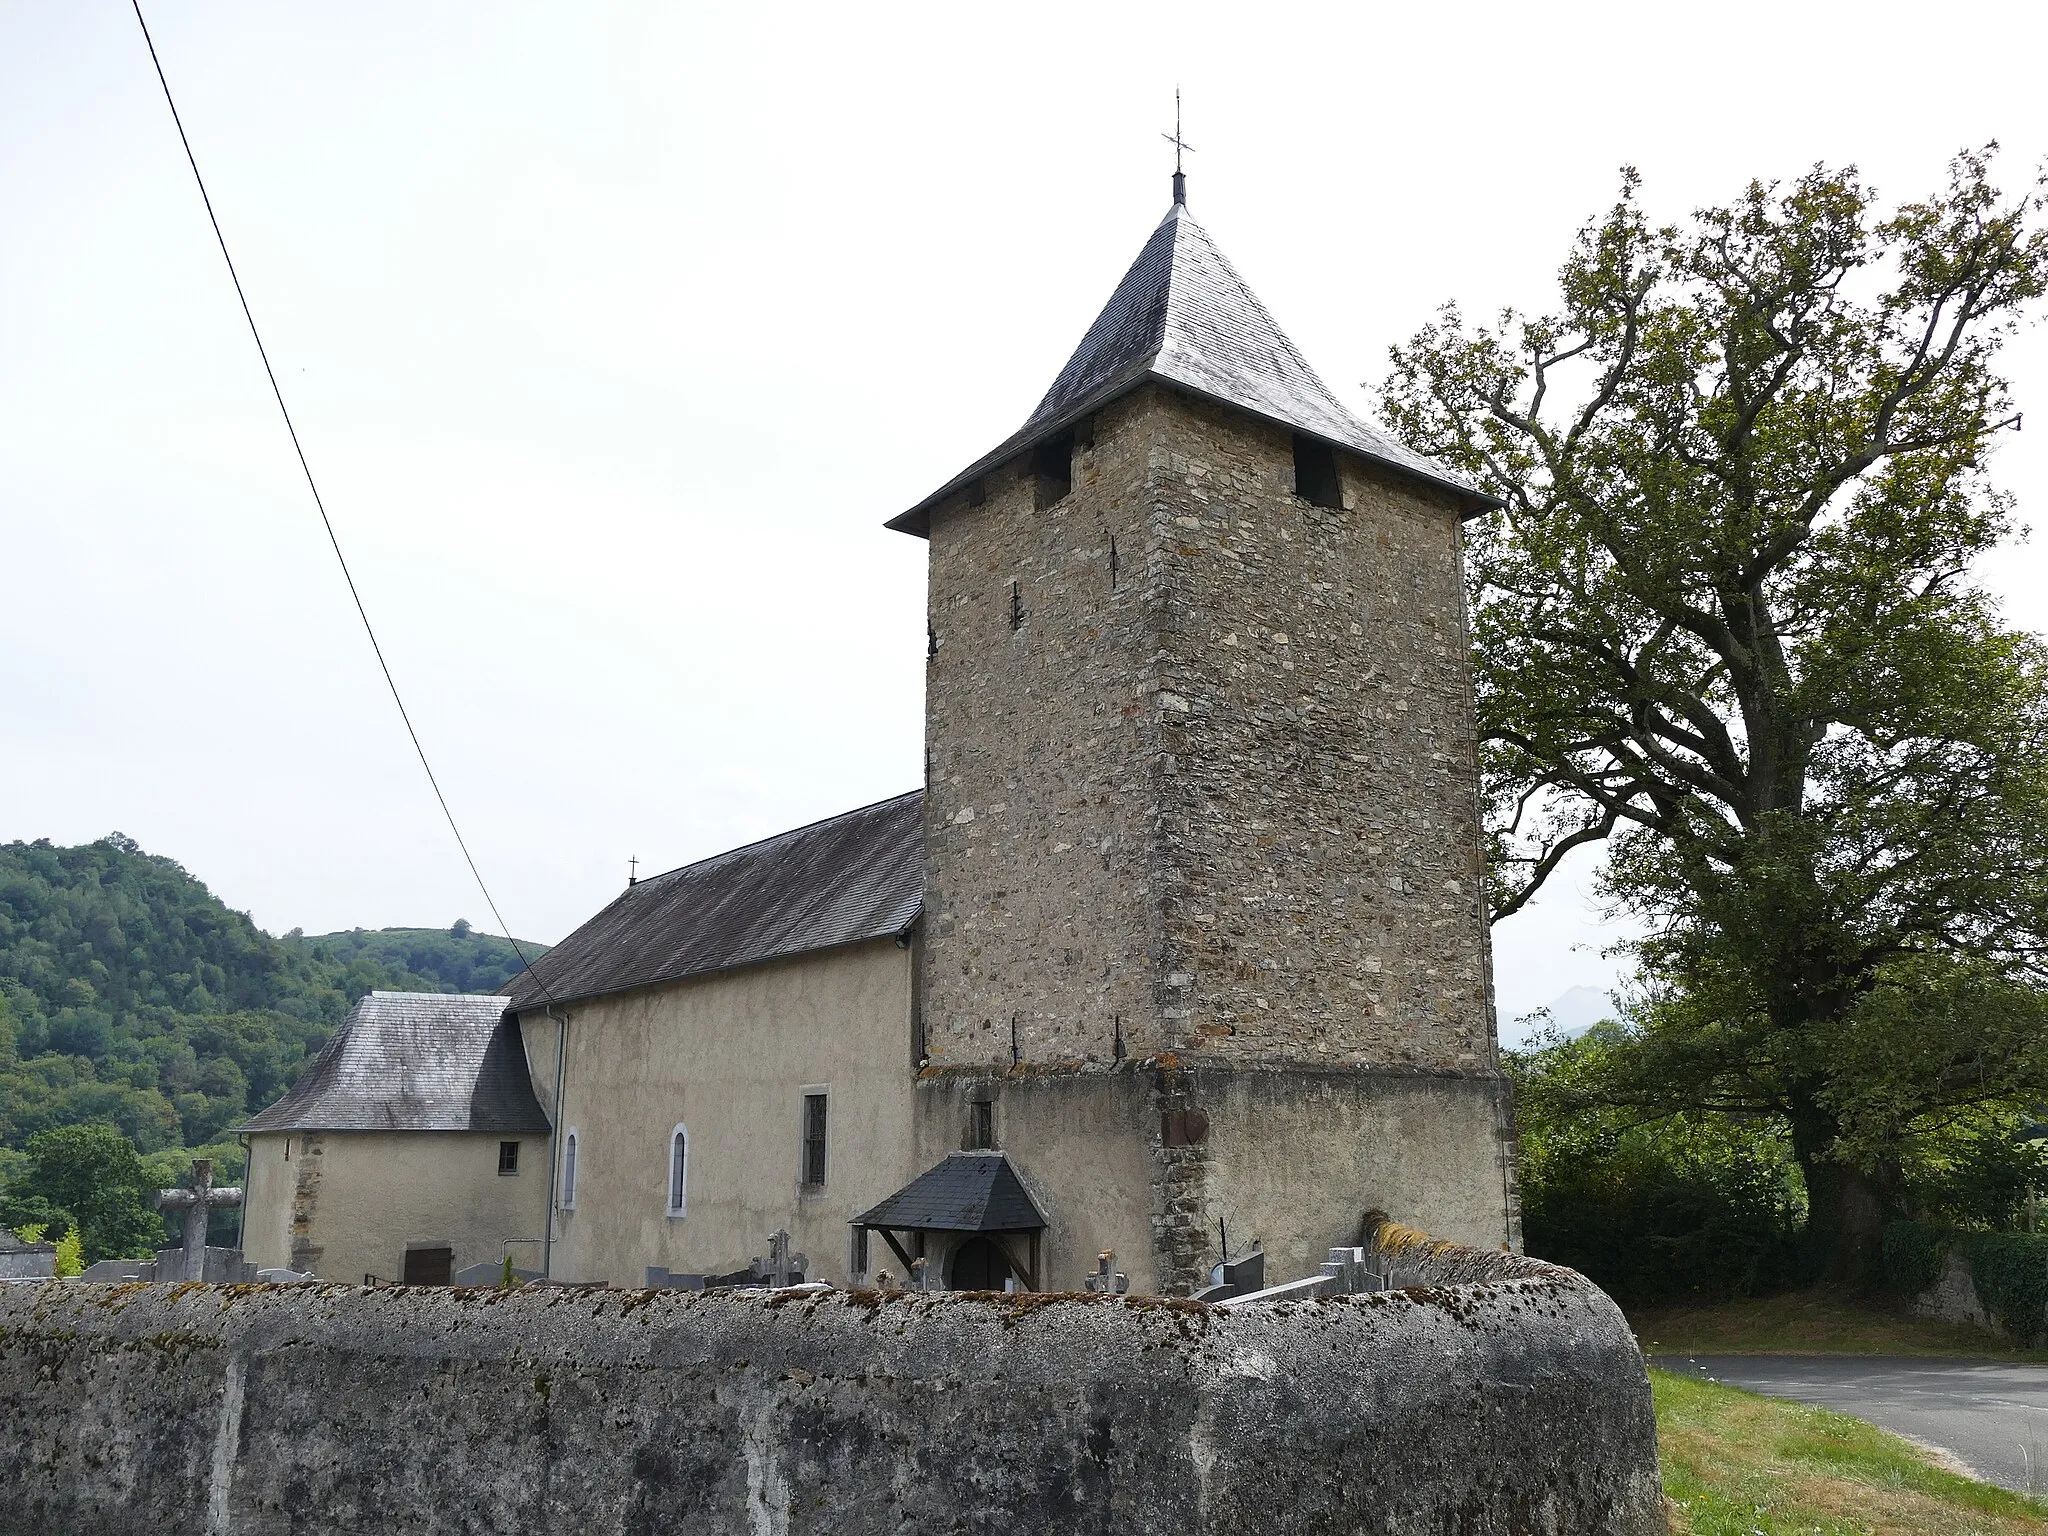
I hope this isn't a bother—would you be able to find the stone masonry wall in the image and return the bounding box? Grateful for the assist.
[921,384,1497,1073]
[1148,392,1497,1070]
[922,387,1165,1068]
[0,1241,1662,1535]
[919,383,1514,1289]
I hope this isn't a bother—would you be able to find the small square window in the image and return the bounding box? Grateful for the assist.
[498,1141,520,1176]
[1293,435,1343,509]
[1032,432,1074,510]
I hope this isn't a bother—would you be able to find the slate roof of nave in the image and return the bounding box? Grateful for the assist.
[887,191,1497,536]
[239,991,549,1135]
[502,789,924,1012]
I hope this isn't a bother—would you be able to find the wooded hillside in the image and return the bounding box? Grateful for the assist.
[0,833,547,1154]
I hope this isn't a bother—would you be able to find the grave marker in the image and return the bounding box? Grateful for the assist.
[153,1159,243,1282]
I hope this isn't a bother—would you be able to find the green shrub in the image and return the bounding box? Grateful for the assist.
[1965,1231,2048,1346]
[1903,1114,2048,1230]
[1880,1219,1950,1297]
[1517,1109,1806,1303]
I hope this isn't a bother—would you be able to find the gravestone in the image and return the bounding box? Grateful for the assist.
[0,1232,56,1280]
[1320,1247,1383,1295]
[751,1230,806,1289]
[153,1159,245,1283]
[1083,1251,1130,1296]
[81,1258,155,1282]
[1194,1245,1265,1302]
[644,1267,710,1290]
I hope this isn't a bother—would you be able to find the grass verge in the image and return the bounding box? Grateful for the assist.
[1631,1289,2047,1362]
[1654,1368,2047,1533]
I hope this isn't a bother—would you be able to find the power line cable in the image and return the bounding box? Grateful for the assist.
[129,1,555,1006]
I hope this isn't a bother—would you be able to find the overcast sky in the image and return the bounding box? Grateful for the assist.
[4,1,2044,1029]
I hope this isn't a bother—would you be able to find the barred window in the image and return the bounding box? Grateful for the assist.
[801,1093,828,1186]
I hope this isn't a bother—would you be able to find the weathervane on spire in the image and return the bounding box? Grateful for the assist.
[1162,87,1195,206]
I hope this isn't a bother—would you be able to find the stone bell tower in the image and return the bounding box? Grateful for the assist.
[888,179,1519,1294]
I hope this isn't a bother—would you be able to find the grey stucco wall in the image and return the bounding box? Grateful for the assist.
[0,1246,1661,1535]
[516,938,916,1288]
[916,1063,1517,1294]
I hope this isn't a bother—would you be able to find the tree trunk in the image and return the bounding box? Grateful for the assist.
[1789,1102,1897,1288]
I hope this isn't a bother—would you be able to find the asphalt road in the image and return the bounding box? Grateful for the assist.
[1653,1354,2048,1497]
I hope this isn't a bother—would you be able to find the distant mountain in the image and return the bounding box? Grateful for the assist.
[1503,985,1616,1048]
[0,833,546,1156]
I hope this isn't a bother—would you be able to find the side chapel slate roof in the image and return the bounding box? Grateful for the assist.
[503,789,924,1011]
[852,1152,1048,1233]
[239,992,549,1135]
[887,193,1498,536]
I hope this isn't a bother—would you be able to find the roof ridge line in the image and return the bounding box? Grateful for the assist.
[638,787,925,887]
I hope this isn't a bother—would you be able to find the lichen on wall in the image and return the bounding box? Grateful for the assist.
[0,1236,1662,1536]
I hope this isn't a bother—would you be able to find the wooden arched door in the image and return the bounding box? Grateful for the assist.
[948,1236,1013,1292]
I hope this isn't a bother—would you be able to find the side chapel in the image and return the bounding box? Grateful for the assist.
[242,175,1519,1295]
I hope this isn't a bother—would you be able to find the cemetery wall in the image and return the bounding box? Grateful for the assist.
[0,1242,1661,1536]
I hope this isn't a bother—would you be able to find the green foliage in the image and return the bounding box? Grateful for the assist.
[1,1124,161,1263]
[1383,151,2048,1267]
[1512,1030,1806,1302]
[52,1225,82,1278]
[1879,1219,1949,1297]
[298,923,541,997]
[1965,1231,2048,1345]
[1901,1109,2048,1229]
[0,834,544,1156]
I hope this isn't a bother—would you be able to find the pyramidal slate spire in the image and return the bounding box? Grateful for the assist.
[888,192,1490,534]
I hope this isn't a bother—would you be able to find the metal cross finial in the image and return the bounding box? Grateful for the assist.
[1161,88,1194,205]
[628,855,639,887]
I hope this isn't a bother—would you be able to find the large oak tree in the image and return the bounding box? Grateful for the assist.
[1382,151,2048,1276]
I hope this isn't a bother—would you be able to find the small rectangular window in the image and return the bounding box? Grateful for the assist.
[850,1226,869,1278]
[498,1140,520,1176]
[801,1093,829,1186]
[402,1244,453,1286]
[1032,432,1074,510]
[1293,434,1343,509]
[969,1099,994,1150]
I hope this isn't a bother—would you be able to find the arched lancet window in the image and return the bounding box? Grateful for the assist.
[559,1128,578,1210]
[667,1124,689,1217]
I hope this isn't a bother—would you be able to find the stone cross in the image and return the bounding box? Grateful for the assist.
[760,1229,805,1289]
[154,1158,243,1282]
[1083,1250,1129,1296]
